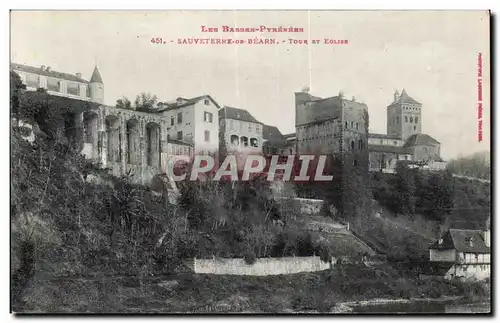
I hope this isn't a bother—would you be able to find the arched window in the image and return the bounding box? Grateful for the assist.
[146,122,161,168]
[405,116,408,123]
[350,140,355,151]
[230,135,239,146]
[345,121,348,129]
[410,116,413,123]
[126,119,140,164]
[358,139,363,150]
[250,138,258,147]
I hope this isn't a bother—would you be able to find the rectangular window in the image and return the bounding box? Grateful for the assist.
[248,124,252,132]
[204,111,213,123]
[26,73,40,88]
[415,117,419,124]
[204,130,210,142]
[256,125,260,133]
[204,99,210,105]
[46,78,59,92]
[230,120,234,130]
[67,82,79,96]
[177,131,183,140]
[177,112,182,124]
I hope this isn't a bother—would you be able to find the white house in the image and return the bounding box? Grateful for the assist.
[428,228,490,281]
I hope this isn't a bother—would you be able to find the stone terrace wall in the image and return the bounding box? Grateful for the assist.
[193,256,335,276]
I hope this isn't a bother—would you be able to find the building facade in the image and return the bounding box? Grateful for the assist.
[158,95,221,156]
[11,63,217,186]
[295,90,368,157]
[368,89,443,173]
[11,63,103,103]
[429,228,491,281]
[218,106,263,155]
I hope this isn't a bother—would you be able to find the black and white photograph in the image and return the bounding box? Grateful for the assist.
[9,9,492,314]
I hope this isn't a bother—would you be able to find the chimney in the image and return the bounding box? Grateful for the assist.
[41,65,46,70]
[76,72,82,78]
[339,91,344,98]
[352,96,356,102]
[46,66,52,72]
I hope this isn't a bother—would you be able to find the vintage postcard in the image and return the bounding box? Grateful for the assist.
[10,10,491,314]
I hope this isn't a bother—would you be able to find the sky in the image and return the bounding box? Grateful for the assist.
[10,10,490,160]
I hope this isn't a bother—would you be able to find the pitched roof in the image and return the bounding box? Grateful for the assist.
[283,133,296,140]
[262,124,286,147]
[219,106,262,124]
[369,133,402,140]
[11,63,88,83]
[89,66,103,83]
[430,229,490,254]
[404,133,440,147]
[368,144,410,155]
[157,95,221,112]
[397,89,421,105]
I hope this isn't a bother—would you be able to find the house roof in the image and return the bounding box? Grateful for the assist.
[11,63,88,83]
[395,89,421,105]
[404,133,440,147]
[262,124,286,147]
[368,144,409,155]
[89,66,103,83]
[283,133,296,140]
[157,95,221,112]
[219,106,262,124]
[430,229,490,254]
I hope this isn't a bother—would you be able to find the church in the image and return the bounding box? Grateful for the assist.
[367,89,445,173]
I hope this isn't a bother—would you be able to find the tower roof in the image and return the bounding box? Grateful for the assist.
[90,66,103,83]
[398,89,421,105]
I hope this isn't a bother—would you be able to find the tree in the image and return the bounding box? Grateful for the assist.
[116,97,132,109]
[10,71,26,124]
[134,92,158,110]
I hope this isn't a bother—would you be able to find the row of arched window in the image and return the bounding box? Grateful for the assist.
[83,112,162,168]
[229,134,259,148]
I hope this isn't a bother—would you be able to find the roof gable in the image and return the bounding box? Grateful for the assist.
[90,66,103,83]
[430,229,490,253]
[219,106,262,124]
[404,133,440,147]
[262,124,286,147]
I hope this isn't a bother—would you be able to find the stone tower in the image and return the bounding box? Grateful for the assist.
[89,65,104,104]
[386,88,422,141]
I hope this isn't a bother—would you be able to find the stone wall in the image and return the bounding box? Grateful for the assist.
[193,256,335,276]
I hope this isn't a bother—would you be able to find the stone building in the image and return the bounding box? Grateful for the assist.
[295,90,368,157]
[428,227,490,281]
[218,106,263,154]
[368,89,443,172]
[157,95,221,156]
[262,125,287,156]
[11,63,103,103]
[11,62,207,186]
